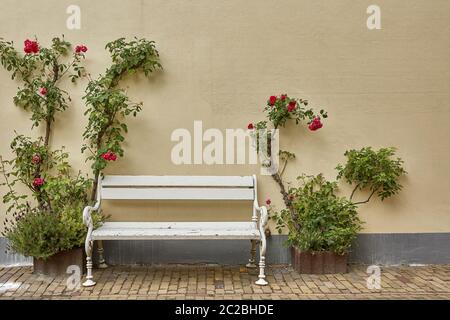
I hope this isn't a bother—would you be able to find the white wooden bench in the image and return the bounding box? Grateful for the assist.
[82,175,269,287]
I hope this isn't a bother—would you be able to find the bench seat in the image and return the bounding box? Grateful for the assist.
[91,222,260,240]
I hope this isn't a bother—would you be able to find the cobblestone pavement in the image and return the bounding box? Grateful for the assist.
[0,264,449,300]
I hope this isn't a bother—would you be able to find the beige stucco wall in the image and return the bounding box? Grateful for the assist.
[1,0,449,233]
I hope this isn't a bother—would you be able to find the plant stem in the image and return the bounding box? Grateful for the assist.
[44,119,51,147]
[271,172,300,230]
[89,117,114,202]
[90,172,99,202]
[350,183,360,201]
[42,58,60,148]
[36,58,60,211]
[55,57,76,84]
[89,131,104,202]
[353,189,377,205]
[88,66,129,202]
[279,159,288,177]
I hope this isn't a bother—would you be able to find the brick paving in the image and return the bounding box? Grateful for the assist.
[0,264,448,300]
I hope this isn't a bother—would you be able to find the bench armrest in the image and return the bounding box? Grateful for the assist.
[253,201,269,232]
[82,201,100,227]
[82,201,101,245]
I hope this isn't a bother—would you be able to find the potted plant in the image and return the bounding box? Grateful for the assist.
[270,174,362,273]
[268,147,406,273]
[0,137,102,275]
[248,94,406,274]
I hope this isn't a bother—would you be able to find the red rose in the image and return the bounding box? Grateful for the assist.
[33,177,44,187]
[32,154,41,164]
[268,96,277,106]
[39,87,47,96]
[287,101,296,112]
[247,123,254,130]
[101,150,117,161]
[308,117,323,131]
[280,94,287,102]
[31,42,39,53]
[265,198,271,205]
[24,40,32,54]
[75,45,88,54]
[24,39,39,54]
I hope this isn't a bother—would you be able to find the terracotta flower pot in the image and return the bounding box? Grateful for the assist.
[33,247,85,277]
[291,247,348,274]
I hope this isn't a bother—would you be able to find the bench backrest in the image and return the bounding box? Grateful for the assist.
[99,175,256,201]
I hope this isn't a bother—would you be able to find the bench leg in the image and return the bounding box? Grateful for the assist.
[255,237,268,286]
[246,240,257,268]
[82,239,96,287]
[97,240,108,269]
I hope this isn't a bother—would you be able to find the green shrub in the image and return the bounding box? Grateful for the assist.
[1,151,102,259]
[271,174,362,255]
[4,202,102,260]
[336,147,407,203]
[5,210,64,259]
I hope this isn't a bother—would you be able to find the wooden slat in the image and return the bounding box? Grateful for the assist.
[91,222,260,240]
[101,175,254,187]
[101,187,255,200]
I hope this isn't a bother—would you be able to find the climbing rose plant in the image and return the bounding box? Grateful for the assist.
[0,36,86,141]
[0,36,96,258]
[0,36,87,210]
[253,95,407,249]
[248,94,328,222]
[82,37,162,201]
[0,36,162,258]
[262,94,326,129]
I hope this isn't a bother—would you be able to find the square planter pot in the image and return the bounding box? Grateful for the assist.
[33,247,85,277]
[291,247,348,274]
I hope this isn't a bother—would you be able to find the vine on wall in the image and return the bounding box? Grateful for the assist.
[0,36,93,258]
[82,38,162,201]
[248,94,327,229]
[0,36,87,216]
[0,36,162,258]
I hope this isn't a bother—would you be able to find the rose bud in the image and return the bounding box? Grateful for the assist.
[32,177,44,187]
[32,154,41,164]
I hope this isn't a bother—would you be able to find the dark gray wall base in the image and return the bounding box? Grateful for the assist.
[349,233,450,265]
[98,237,289,265]
[2,233,450,266]
[0,237,31,266]
[100,233,450,266]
